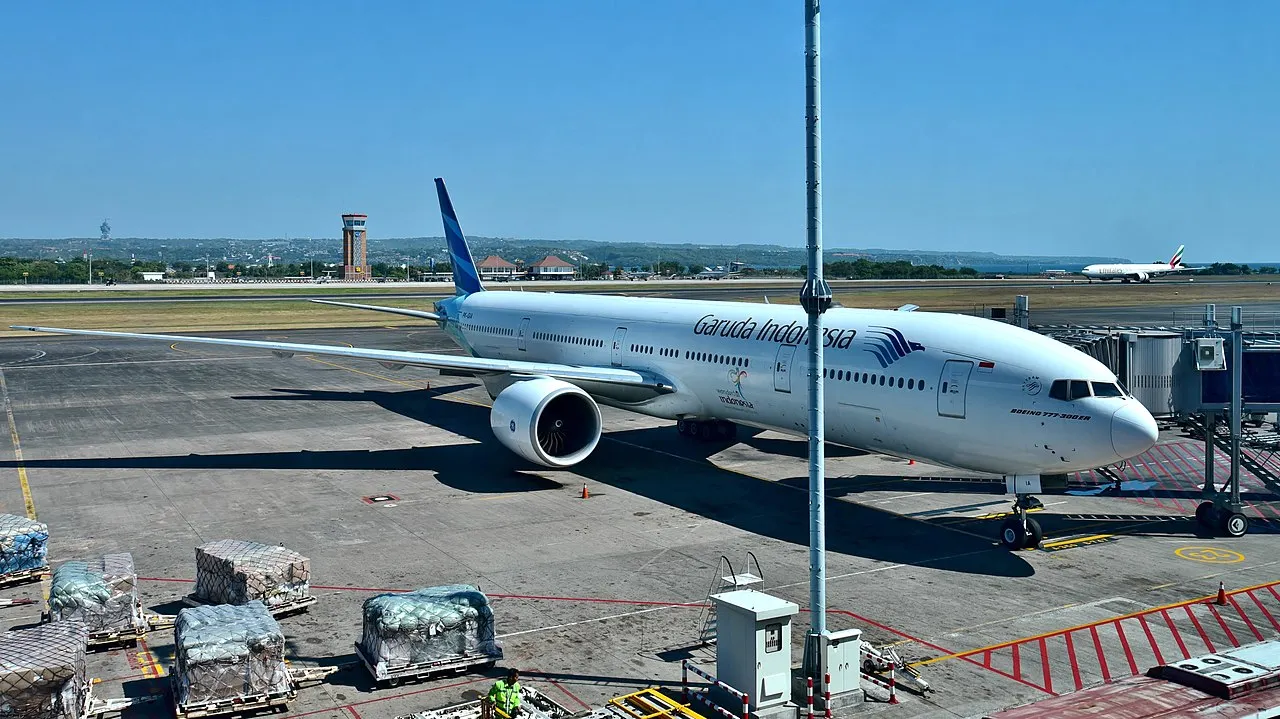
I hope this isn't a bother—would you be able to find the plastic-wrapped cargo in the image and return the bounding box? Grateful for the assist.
[0,621,89,719]
[172,601,292,707]
[48,553,139,634]
[359,585,500,667]
[0,513,49,577]
[193,540,310,609]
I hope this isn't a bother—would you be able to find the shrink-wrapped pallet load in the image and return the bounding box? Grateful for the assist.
[359,585,501,668]
[0,622,89,719]
[193,540,311,609]
[172,601,292,707]
[48,553,139,634]
[0,513,49,577]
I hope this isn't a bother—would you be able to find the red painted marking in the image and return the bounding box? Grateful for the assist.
[1160,609,1191,660]
[1063,631,1084,691]
[1113,620,1140,676]
[1089,625,1111,683]
[347,706,364,719]
[1039,638,1053,694]
[1012,643,1021,681]
[1206,602,1241,647]
[1138,614,1167,666]
[288,676,489,719]
[1153,443,1202,502]
[548,679,591,710]
[1249,590,1280,632]
[1141,448,1191,514]
[1183,605,1216,653]
[983,650,991,668]
[1269,585,1280,605]
[1227,595,1266,641]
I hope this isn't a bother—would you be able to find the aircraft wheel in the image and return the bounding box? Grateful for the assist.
[1000,518,1027,550]
[1195,501,1216,527]
[676,419,688,436]
[717,421,737,440]
[1025,519,1044,549]
[1222,512,1249,538]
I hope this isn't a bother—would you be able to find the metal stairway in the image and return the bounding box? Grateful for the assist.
[1186,414,1280,495]
[695,553,763,646]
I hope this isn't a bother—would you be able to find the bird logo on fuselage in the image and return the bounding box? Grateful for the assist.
[862,327,925,368]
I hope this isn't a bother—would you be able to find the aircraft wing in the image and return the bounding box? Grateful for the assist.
[10,325,672,390]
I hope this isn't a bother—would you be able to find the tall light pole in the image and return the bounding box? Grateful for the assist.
[800,0,833,679]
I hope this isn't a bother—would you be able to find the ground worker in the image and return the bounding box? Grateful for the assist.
[487,669,522,717]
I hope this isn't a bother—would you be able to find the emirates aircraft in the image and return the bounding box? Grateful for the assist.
[1081,245,1202,283]
[14,179,1159,551]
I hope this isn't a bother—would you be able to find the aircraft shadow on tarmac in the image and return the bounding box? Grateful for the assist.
[4,387,1035,578]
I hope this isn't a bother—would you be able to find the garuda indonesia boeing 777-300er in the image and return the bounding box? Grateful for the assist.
[13,179,1159,551]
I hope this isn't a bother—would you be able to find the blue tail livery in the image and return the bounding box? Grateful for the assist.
[435,178,485,296]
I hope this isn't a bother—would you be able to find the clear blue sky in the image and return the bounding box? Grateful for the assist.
[2,1,1277,261]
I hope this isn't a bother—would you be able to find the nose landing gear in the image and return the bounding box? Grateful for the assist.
[1001,475,1046,550]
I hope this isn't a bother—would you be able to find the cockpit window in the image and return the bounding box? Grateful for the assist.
[1049,380,1069,401]
[1069,380,1092,400]
[1091,381,1124,398]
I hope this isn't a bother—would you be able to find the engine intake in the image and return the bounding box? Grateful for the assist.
[489,378,602,467]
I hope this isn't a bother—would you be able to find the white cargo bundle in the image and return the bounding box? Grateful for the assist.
[358,585,501,680]
[0,622,89,719]
[193,540,311,609]
[0,513,49,582]
[48,553,140,635]
[172,601,292,710]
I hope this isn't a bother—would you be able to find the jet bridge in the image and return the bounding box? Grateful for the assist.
[1037,304,1280,539]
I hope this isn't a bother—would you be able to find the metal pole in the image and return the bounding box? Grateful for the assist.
[1203,412,1215,497]
[800,0,832,666]
[1230,306,1242,509]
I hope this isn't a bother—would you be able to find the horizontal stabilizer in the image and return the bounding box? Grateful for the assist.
[310,299,440,321]
[897,304,920,312]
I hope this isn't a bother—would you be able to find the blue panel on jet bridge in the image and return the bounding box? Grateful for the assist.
[1201,351,1280,405]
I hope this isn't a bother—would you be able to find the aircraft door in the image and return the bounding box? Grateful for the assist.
[937,360,973,418]
[518,317,530,351]
[773,344,798,393]
[611,327,627,366]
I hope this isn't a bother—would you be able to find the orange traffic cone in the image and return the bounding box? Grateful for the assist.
[1216,581,1227,606]
[581,483,590,499]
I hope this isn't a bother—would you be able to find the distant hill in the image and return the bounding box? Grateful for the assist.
[0,234,1129,272]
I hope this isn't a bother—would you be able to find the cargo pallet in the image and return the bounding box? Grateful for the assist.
[169,666,335,719]
[355,641,502,688]
[0,565,48,588]
[41,607,175,649]
[395,686,574,719]
[181,593,318,618]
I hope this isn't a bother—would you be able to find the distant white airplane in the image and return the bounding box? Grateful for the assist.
[1081,245,1203,283]
[14,179,1160,550]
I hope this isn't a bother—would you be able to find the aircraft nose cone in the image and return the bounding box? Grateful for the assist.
[1111,402,1158,459]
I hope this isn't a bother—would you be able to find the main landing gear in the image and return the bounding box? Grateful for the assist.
[677,419,738,442]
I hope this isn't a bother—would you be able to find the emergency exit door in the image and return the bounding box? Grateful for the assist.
[774,344,798,393]
[612,327,627,366]
[518,318,530,351]
[937,360,973,418]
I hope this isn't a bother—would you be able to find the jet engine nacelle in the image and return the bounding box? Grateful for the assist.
[489,377,603,467]
[1134,271,1149,283]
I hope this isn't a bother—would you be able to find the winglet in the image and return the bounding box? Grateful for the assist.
[1170,244,1185,268]
[435,178,485,296]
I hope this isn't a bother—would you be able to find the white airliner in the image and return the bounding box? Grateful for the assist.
[1081,245,1202,283]
[12,179,1159,551]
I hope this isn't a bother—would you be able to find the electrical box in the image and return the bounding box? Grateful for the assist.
[711,590,798,711]
[824,628,863,695]
[1196,338,1226,371]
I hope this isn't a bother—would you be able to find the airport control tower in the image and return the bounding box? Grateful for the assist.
[341,214,368,281]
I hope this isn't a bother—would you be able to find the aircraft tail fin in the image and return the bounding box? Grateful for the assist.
[1170,244,1185,268]
[435,178,484,296]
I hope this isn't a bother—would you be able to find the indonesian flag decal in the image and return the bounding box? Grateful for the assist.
[977,360,996,373]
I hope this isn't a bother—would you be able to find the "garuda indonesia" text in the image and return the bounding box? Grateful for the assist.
[694,314,858,349]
